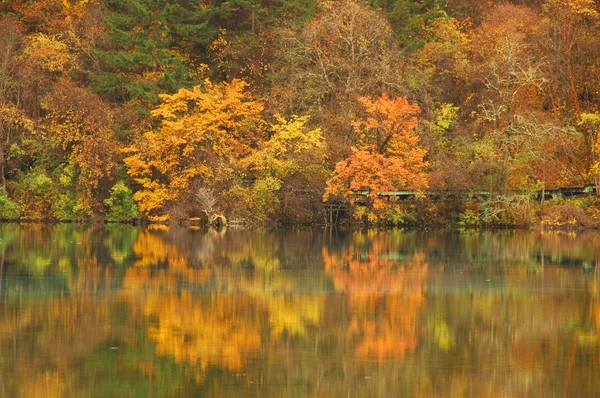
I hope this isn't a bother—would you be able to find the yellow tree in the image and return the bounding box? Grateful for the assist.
[239,115,327,221]
[324,94,429,221]
[124,79,265,220]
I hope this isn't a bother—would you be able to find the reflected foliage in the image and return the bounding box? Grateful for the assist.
[1,225,600,396]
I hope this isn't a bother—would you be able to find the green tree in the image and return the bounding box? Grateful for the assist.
[371,0,448,48]
[0,188,20,219]
[93,0,216,106]
[104,181,140,222]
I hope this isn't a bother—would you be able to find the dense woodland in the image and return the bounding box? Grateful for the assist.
[2,0,600,226]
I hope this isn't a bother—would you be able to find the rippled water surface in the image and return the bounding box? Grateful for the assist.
[1,224,599,397]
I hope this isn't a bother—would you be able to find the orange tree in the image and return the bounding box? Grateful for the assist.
[324,94,429,223]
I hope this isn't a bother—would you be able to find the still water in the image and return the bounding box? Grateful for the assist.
[0,224,599,397]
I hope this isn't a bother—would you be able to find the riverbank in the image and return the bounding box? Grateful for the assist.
[2,194,599,232]
[326,194,600,230]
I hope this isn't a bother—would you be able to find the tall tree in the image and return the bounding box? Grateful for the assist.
[371,0,448,48]
[41,78,119,219]
[541,0,600,117]
[240,115,328,222]
[470,4,548,193]
[0,19,25,190]
[273,0,402,162]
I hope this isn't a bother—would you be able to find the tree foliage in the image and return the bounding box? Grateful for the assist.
[325,94,428,221]
[2,0,600,224]
[124,78,264,219]
[240,114,328,221]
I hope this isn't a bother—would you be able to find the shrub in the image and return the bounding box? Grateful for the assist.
[104,181,140,222]
[12,168,57,220]
[542,202,596,229]
[52,165,93,221]
[458,208,482,227]
[0,188,21,220]
[385,203,417,225]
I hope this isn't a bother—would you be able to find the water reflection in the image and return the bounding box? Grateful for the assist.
[323,231,428,363]
[1,225,599,396]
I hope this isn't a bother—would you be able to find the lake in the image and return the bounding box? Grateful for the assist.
[1,224,599,397]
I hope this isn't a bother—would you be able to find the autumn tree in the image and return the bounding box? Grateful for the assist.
[541,0,600,117]
[471,4,548,193]
[240,114,328,222]
[2,26,79,219]
[515,115,580,198]
[0,19,27,191]
[5,0,89,34]
[414,17,471,109]
[124,79,265,221]
[273,0,402,161]
[41,78,119,219]
[582,112,600,192]
[541,0,600,177]
[324,93,429,222]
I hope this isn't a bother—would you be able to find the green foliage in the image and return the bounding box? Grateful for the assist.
[265,0,319,26]
[104,224,140,267]
[385,204,417,225]
[352,205,371,222]
[52,165,93,221]
[94,0,214,104]
[458,208,482,228]
[371,0,448,48]
[16,168,52,194]
[104,181,141,222]
[53,193,81,221]
[0,188,21,219]
[21,169,54,195]
[11,168,56,220]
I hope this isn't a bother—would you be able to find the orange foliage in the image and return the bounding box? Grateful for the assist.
[12,0,89,34]
[325,148,429,211]
[324,94,429,216]
[353,93,422,155]
[42,79,118,190]
[323,232,428,362]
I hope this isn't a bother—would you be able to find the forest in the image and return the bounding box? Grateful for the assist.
[1,0,600,226]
